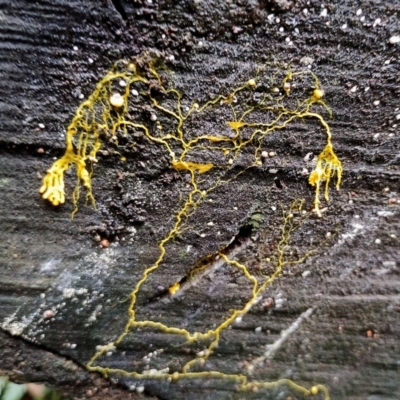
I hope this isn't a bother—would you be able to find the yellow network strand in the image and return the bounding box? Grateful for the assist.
[39,56,341,216]
[40,55,339,398]
[85,200,330,398]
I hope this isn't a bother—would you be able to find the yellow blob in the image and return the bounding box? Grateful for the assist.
[39,161,67,206]
[313,89,324,100]
[309,142,342,216]
[168,282,180,295]
[247,78,256,87]
[311,386,319,395]
[171,160,213,174]
[227,121,246,130]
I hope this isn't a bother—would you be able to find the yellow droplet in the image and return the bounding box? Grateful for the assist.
[171,160,213,174]
[311,386,318,395]
[313,89,324,100]
[168,282,180,295]
[227,121,246,130]
[248,79,256,87]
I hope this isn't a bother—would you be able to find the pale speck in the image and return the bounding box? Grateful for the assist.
[43,310,55,320]
[389,35,400,44]
[70,343,77,349]
[279,27,284,32]
[373,18,381,27]
[73,46,78,51]
[304,152,313,162]
[375,238,381,244]
[110,93,124,108]
[39,123,45,129]
[373,100,380,106]
[119,80,127,87]
[276,17,280,23]
[255,326,262,333]
[384,60,390,65]
[356,9,362,16]
[365,86,370,92]
[88,58,94,64]
[360,16,365,22]
[78,93,84,99]
[350,86,357,93]
[320,8,327,17]
[132,89,139,96]
[341,24,347,30]
[303,8,308,15]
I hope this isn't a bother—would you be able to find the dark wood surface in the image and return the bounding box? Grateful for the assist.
[1,1,399,399]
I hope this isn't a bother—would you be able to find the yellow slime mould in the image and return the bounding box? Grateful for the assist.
[39,156,91,206]
[309,142,342,217]
[171,160,213,174]
[168,282,180,295]
[40,56,341,221]
[227,121,246,130]
[40,55,337,399]
[85,198,331,399]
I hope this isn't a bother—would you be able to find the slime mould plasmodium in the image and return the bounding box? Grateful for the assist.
[38,54,341,399]
[39,54,342,218]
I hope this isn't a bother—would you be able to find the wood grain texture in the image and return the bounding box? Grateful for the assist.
[1,0,399,399]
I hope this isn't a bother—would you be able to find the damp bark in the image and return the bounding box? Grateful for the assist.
[1,1,400,399]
